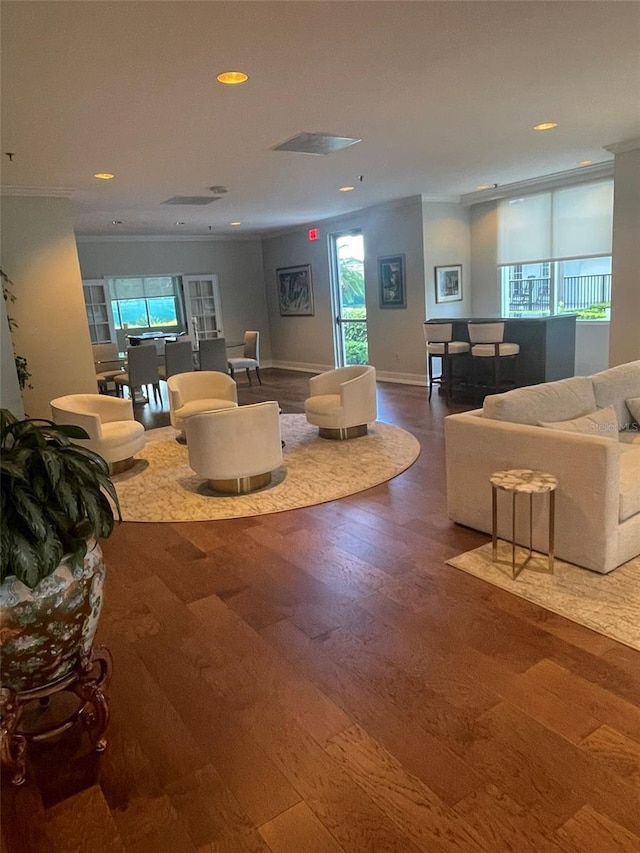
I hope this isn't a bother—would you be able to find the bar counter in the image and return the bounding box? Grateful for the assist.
[441,314,577,389]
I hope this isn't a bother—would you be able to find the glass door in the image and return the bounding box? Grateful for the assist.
[182,274,224,344]
[330,231,368,366]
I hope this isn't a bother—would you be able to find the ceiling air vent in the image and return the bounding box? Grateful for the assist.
[161,196,221,205]
[272,132,361,155]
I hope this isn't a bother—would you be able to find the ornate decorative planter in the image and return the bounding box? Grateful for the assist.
[0,541,111,785]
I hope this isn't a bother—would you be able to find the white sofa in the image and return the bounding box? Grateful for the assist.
[445,361,640,573]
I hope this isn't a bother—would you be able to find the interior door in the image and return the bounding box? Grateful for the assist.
[330,231,368,366]
[182,274,224,343]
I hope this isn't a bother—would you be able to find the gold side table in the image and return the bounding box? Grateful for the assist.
[490,469,558,579]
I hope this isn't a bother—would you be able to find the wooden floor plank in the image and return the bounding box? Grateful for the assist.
[258,802,346,853]
[556,805,640,853]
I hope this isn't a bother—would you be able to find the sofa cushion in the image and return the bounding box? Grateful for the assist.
[483,376,596,425]
[592,361,640,429]
[538,405,619,439]
[626,396,640,424]
[619,445,640,522]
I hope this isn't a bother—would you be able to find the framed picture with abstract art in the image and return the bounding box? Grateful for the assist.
[277,264,314,316]
[434,264,463,303]
[378,254,406,308]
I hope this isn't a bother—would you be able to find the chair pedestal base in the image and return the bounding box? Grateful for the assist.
[109,456,135,475]
[318,424,368,440]
[207,471,272,495]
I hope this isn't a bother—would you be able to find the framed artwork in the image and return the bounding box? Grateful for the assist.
[378,254,406,308]
[434,264,463,303]
[277,264,314,316]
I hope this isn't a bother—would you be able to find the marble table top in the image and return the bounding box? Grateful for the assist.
[490,468,558,494]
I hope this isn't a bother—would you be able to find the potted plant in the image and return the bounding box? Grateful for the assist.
[0,408,121,784]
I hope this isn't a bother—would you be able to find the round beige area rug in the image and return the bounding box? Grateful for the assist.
[112,414,420,522]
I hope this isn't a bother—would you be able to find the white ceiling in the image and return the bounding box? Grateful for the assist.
[2,1,639,238]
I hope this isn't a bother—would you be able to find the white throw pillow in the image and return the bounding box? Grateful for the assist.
[538,405,619,439]
[626,396,640,424]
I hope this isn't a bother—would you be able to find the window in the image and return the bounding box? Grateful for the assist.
[109,277,181,331]
[498,181,613,320]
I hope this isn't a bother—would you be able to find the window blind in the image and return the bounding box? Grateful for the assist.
[498,180,613,265]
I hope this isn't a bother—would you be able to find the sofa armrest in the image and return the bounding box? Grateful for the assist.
[445,411,621,572]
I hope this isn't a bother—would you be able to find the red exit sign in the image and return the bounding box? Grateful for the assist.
[308,228,319,241]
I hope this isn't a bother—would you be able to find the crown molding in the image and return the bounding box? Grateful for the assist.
[75,233,259,243]
[603,137,640,155]
[0,185,76,198]
[460,162,614,206]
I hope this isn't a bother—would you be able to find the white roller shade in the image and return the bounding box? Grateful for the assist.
[553,181,613,259]
[498,193,551,264]
[498,180,613,265]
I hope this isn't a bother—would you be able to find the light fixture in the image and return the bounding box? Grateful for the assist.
[578,159,593,167]
[533,122,558,131]
[230,221,241,226]
[94,172,115,180]
[339,186,355,192]
[476,184,491,190]
[111,220,122,225]
[176,221,185,226]
[217,71,248,85]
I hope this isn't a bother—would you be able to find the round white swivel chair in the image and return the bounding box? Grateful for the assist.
[184,401,283,494]
[50,394,145,473]
[304,365,377,439]
[167,371,238,436]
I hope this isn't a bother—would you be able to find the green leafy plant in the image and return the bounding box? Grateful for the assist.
[0,409,121,588]
[1,267,32,390]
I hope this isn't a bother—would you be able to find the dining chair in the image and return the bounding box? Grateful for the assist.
[227,331,261,385]
[198,337,229,373]
[159,338,194,381]
[114,344,162,405]
[92,342,124,394]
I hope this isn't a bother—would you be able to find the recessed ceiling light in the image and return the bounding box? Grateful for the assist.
[578,159,593,167]
[230,221,241,226]
[176,221,185,226]
[95,172,114,180]
[533,122,558,131]
[476,184,491,190]
[339,186,355,192]
[111,220,122,225]
[217,71,248,85]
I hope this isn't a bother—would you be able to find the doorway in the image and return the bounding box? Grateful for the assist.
[330,231,368,366]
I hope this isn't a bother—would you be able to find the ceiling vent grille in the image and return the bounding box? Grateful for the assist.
[161,196,221,205]
[272,132,361,155]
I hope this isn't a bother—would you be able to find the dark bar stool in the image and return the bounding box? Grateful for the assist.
[468,321,519,396]
[423,321,470,402]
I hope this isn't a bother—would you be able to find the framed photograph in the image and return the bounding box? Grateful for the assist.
[434,264,463,303]
[277,264,314,316]
[378,254,406,308]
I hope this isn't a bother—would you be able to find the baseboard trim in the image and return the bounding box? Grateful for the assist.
[270,360,331,375]
[268,362,426,386]
[376,371,426,386]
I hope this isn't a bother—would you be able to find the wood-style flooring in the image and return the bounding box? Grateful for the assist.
[2,370,639,852]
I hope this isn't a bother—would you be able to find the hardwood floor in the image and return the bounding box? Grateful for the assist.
[3,370,639,852]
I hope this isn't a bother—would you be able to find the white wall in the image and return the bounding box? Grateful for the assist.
[1,195,96,418]
[262,196,429,384]
[469,200,500,316]
[76,237,272,360]
[609,145,640,366]
[423,201,471,320]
